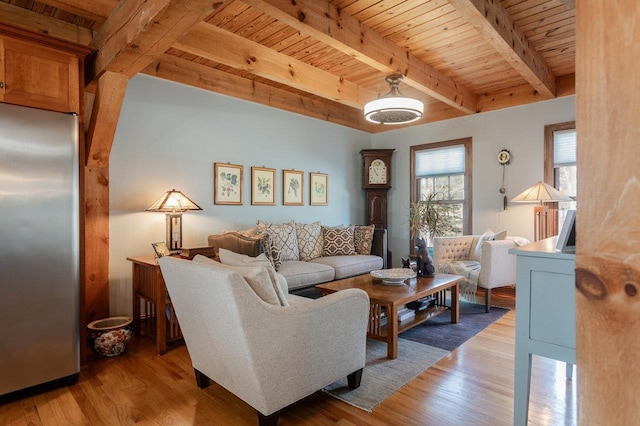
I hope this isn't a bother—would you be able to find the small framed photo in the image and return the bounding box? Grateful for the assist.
[282,169,304,206]
[310,172,328,205]
[214,163,243,205]
[251,166,276,205]
[152,242,171,258]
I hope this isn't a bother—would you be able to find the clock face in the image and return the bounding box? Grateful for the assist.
[497,149,511,165]
[368,159,387,184]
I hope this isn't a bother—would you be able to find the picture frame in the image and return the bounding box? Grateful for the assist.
[251,166,276,205]
[282,169,304,206]
[310,172,328,205]
[214,163,243,205]
[555,209,576,253]
[152,242,171,258]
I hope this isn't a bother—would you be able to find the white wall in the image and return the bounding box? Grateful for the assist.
[108,73,575,315]
[371,96,576,264]
[109,75,371,315]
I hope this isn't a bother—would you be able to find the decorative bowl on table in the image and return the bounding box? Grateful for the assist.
[370,268,417,285]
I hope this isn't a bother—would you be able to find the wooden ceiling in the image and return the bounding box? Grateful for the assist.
[0,0,575,134]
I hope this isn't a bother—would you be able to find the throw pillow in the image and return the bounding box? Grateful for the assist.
[353,224,375,255]
[256,220,299,265]
[472,228,494,261]
[491,230,507,240]
[218,249,289,306]
[295,221,323,261]
[192,255,284,306]
[322,225,356,256]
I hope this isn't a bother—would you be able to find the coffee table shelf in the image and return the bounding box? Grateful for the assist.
[317,273,461,359]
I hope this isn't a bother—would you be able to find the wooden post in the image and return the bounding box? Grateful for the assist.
[576,0,640,423]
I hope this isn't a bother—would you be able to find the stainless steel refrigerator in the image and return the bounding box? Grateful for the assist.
[0,102,80,401]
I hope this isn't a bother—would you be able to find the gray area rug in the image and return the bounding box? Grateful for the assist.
[323,338,449,412]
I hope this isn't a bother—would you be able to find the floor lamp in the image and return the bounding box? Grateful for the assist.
[511,181,573,241]
[146,189,202,253]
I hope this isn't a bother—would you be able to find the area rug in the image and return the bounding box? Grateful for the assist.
[323,302,510,412]
[399,300,510,351]
[323,338,449,412]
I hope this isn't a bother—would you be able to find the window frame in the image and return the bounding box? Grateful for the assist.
[544,121,576,235]
[410,137,472,252]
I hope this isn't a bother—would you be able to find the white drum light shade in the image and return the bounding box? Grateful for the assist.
[364,75,424,125]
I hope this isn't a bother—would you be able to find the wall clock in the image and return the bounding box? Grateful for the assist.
[498,149,511,165]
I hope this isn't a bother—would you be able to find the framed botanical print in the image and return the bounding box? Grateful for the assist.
[251,166,276,205]
[214,163,243,205]
[310,172,328,205]
[282,169,304,206]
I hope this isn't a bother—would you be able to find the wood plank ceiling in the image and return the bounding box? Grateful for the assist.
[0,0,575,135]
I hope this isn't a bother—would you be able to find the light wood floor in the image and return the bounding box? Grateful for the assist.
[1,288,576,425]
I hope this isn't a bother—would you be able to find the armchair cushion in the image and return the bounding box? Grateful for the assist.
[218,249,289,305]
[193,254,288,306]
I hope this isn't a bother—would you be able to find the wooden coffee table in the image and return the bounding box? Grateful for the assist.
[316,273,462,359]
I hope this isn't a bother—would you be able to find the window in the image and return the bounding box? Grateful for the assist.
[410,138,472,247]
[544,122,577,234]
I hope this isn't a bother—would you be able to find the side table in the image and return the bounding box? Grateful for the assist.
[127,255,183,355]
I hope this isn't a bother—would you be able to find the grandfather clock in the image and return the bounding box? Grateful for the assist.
[360,149,394,230]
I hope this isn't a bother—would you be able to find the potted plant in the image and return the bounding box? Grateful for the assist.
[408,192,457,248]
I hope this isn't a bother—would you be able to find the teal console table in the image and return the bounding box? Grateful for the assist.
[509,237,576,425]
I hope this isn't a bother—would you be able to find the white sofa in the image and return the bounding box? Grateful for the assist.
[433,232,528,311]
[158,256,369,426]
[208,224,387,293]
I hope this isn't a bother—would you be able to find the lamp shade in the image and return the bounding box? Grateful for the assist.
[146,189,202,212]
[511,181,573,203]
[364,74,424,125]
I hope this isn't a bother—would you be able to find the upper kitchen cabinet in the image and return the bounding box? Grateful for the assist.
[0,28,88,114]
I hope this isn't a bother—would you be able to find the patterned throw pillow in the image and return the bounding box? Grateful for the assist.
[295,221,323,261]
[257,220,299,266]
[322,225,356,256]
[354,224,375,255]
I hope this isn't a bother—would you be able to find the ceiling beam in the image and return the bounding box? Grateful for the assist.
[0,2,93,45]
[143,54,381,133]
[242,0,477,114]
[173,22,376,109]
[86,71,129,167]
[448,0,556,99]
[32,0,117,24]
[88,0,224,82]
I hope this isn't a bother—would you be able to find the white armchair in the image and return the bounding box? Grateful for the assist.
[158,256,369,426]
[433,234,525,312]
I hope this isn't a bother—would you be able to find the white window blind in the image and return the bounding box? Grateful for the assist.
[554,129,576,165]
[415,145,465,176]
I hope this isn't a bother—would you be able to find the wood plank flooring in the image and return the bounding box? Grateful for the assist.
[0,288,576,425]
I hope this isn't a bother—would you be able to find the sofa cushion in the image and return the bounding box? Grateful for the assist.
[295,221,323,261]
[257,220,300,266]
[322,225,356,256]
[310,255,384,280]
[277,260,335,290]
[353,224,375,255]
[193,255,286,306]
[218,249,289,306]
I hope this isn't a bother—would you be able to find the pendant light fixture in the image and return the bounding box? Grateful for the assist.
[364,74,424,125]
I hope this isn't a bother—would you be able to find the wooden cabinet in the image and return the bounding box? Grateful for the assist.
[0,33,81,113]
[127,255,183,355]
[509,237,576,426]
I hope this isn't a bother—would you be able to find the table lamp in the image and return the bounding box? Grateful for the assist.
[146,189,202,253]
[511,181,573,241]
